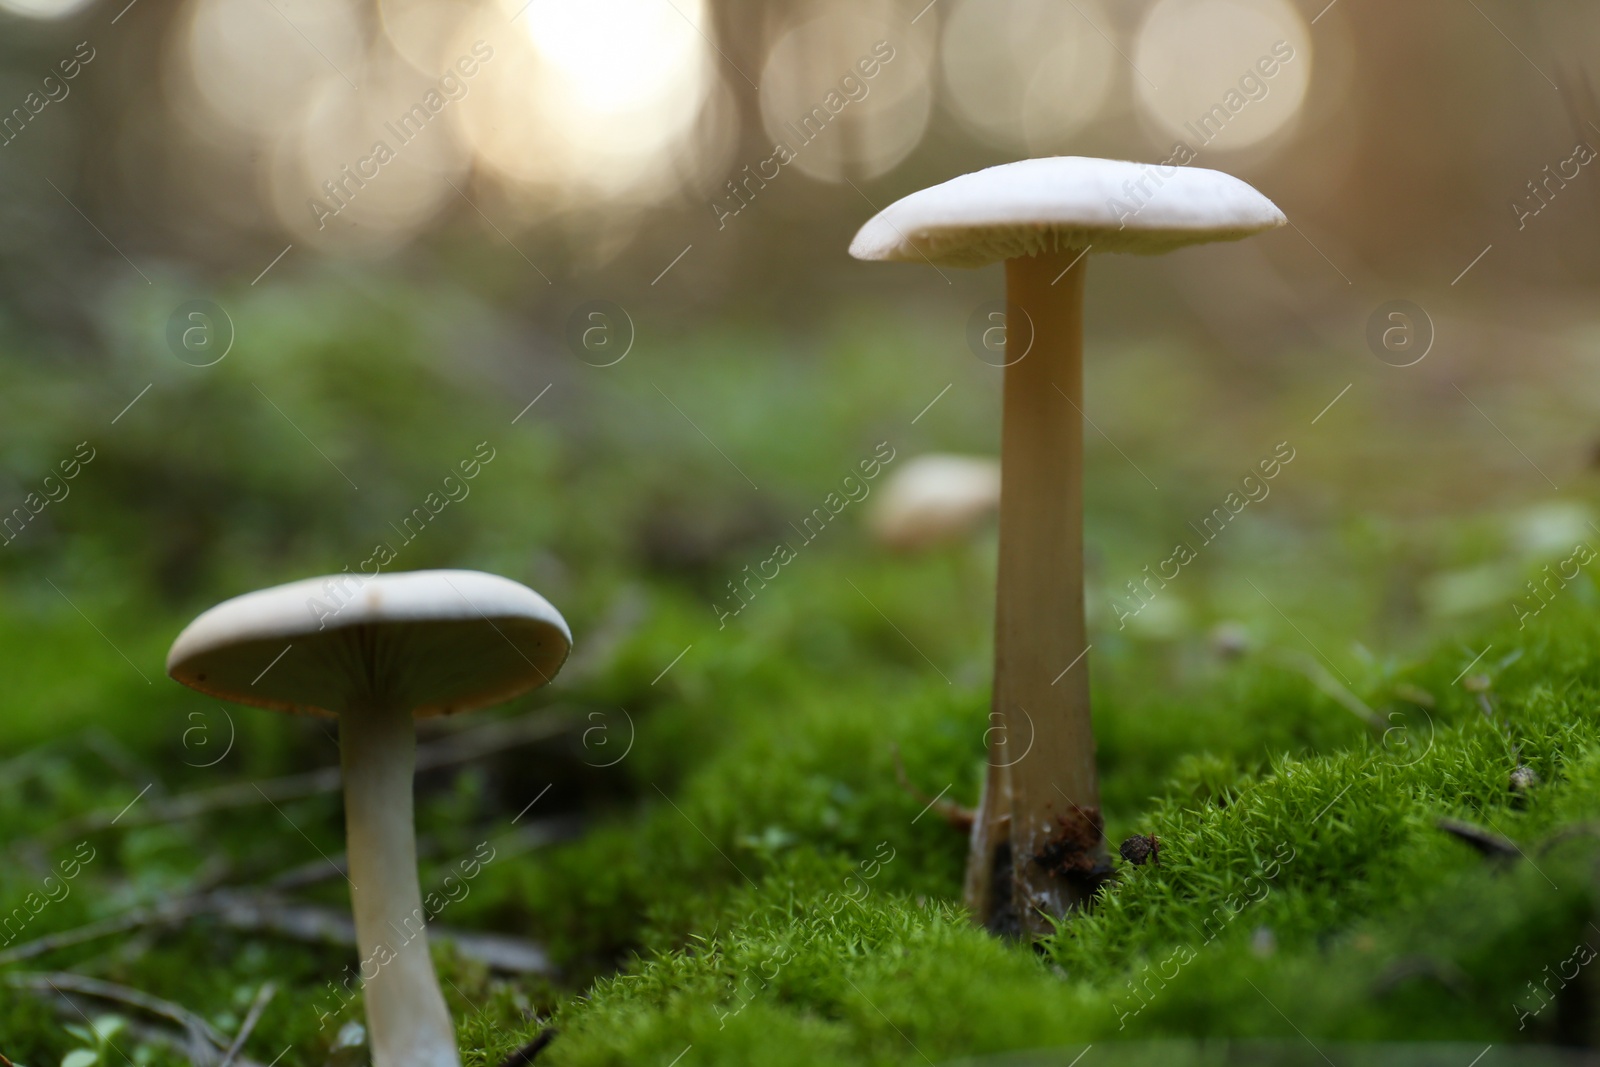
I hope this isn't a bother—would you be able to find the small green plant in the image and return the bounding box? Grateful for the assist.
[59,1016,125,1067]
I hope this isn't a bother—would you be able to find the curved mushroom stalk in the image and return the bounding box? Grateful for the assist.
[341,701,460,1067]
[166,570,570,1059]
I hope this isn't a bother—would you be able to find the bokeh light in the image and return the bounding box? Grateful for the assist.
[268,52,474,244]
[0,0,94,19]
[380,0,475,75]
[1133,0,1311,154]
[181,0,366,138]
[758,2,934,184]
[939,0,1115,152]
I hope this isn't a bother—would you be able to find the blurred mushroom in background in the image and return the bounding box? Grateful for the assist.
[868,453,1000,552]
[1209,620,1252,660]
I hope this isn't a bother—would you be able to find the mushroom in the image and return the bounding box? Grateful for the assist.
[166,569,572,1067]
[850,156,1283,935]
[869,453,1001,551]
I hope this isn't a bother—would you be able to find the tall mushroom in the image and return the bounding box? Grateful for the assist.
[850,157,1283,936]
[167,569,572,1067]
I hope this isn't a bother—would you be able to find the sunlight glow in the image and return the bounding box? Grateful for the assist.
[519,0,706,116]
[457,0,717,199]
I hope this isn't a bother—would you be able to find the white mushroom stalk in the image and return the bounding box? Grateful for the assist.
[851,157,1284,937]
[980,246,1096,928]
[166,569,572,1066]
[341,700,457,1066]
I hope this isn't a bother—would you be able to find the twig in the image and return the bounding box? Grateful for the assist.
[0,820,576,972]
[890,743,974,832]
[204,890,556,974]
[31,709,574,845]
[497,1029,558,1066]
[218,982,276,1067]
[7,971,233,1050]
[30,987,267,1067]
[0,855,230,967]
[1435,817,1520,860]
[266,851,349,892]
[0,904,166,966]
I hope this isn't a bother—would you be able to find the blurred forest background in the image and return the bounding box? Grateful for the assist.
[5,0,1600,1062]
[4,0,1599,701]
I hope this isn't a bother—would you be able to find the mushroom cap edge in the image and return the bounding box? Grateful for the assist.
[166,569,573,719]
[849,156,1286,269]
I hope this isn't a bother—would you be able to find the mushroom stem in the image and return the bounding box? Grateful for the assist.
[341,701,460,1067]
[964,248,1104,936]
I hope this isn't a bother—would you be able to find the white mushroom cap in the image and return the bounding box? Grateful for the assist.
[870,454,1001,552]
[849,156,1286,268]
[167,569,572,718]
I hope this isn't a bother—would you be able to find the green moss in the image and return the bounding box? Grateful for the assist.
[516,593,1600,1064]
[6,284,1600,1062]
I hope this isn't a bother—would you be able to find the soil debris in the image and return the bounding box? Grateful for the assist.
[1118,833,1160,866]
[1033,806,1113,893]
[1509,765,1540,795]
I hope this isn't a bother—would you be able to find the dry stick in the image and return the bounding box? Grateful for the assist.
[889,743,974,832]
[8,971,234,1050]
[28,986,269,1067]
[0,853,241,966]
[0,851,351,968]
[218,982,276,1067]
[267,850,351,892]
[32,708,573,846]
[1435,818,1521,861]
[0,905,167,967]
[213,892,556,975]
[496,1029,558,1067]
[0,819,573,972]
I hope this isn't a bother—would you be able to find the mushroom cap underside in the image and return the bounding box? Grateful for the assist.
[849,156,1285,268]
[166,569,572,718]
